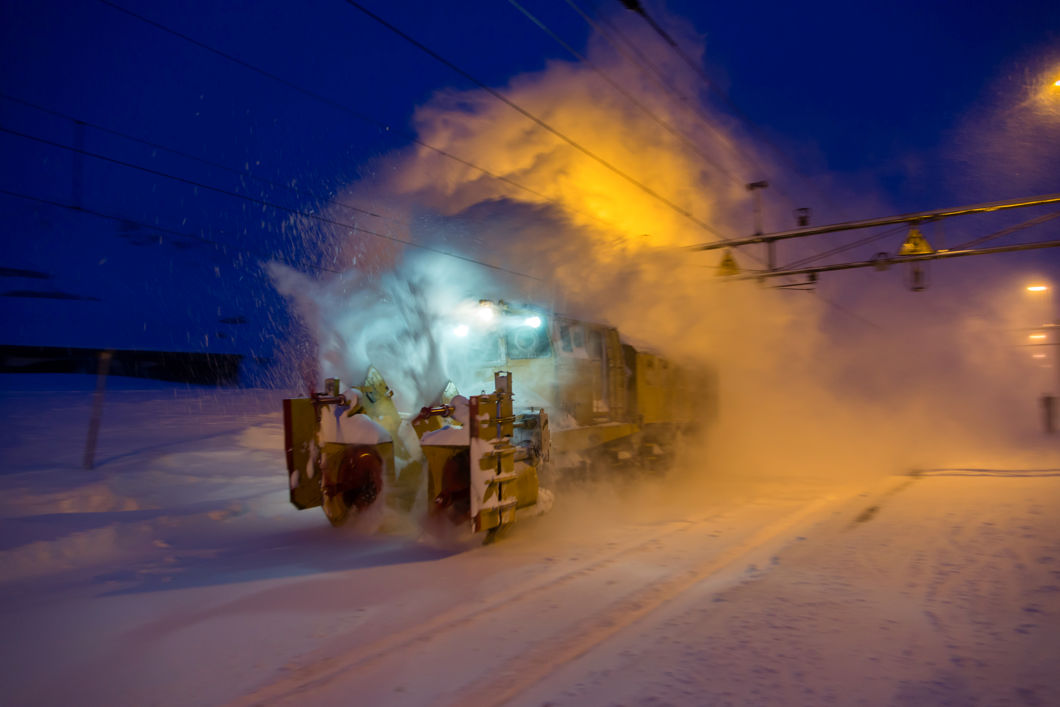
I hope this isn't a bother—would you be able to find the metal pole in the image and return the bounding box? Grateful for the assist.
[83,350,113,469]
[747,181,768,236]
[747,181,770,269]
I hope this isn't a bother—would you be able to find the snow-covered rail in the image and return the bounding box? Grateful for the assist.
[226,491,849,706]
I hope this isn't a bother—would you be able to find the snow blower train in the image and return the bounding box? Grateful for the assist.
[283,300,714,541]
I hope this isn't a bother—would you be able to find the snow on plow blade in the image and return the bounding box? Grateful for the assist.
[282,369,412,527]
[283,370,549,541]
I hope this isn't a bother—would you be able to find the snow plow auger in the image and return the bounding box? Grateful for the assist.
[282,302,715,542]
[283,368,550,542]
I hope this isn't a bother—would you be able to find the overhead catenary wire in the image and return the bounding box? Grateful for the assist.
[782,224,908,270]
[602,0,859,226]
[617,0,711,82]
[0,92,399,225]
[517,1,864,287]
[84,1,872,326]
[565,0,770,188]
[558,0,821,281]
[563,1,703,119]
[94,0,601,226]
[950,211,1060,251]
[506,0,746,189]
[0,187,344,275]
[343,0,731,242]
[571,0,867,305]
[1,126,544,283]
[590,3,785,185]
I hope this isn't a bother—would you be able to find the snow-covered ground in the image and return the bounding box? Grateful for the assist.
[1,375,1058,706]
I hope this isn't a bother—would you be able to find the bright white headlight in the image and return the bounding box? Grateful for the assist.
[453,324,469,337]
[524,315,542,328]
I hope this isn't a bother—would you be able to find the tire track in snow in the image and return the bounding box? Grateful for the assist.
[452,494,842,707]
[226,501,745,706]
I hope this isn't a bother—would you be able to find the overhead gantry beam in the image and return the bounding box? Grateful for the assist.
[728,238,1060,281]
[689,192,1060,252]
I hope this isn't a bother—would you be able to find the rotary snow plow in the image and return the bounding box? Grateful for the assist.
[282,301,714,541]
[283,366,549,540]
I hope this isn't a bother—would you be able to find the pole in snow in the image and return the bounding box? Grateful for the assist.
[83,350,113,470]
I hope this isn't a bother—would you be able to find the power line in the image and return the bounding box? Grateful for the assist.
[94,0,583,218]
[563,1,705,122]
[951,211,1060,250]
[343,0,731,242]
[0,187,343,275]
[518,1,849,284]
[605,0,858,226]
[782,224,907,270]
[572,1,772,183]
[2,126,544,282]
[561,0,817,272]
[506,0,745,189]
[0,92,398,225]
[617,1,714,86]
[571,0,863,276]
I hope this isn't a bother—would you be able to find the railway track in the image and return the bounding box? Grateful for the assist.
[229,490,847,706]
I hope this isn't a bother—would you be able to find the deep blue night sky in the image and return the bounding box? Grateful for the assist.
[2,0,1058,377]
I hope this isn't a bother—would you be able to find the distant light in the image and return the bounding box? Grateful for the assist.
[1030,333,1047,340]
[1027,285,1049,292]
[453,324,469,337]
[1033,353,1047,359]
[524,315,542,328]
[477,300,495,322]
[1055,79,1060,87]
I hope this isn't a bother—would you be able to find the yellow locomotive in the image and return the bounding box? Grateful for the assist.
[282,300,712,541]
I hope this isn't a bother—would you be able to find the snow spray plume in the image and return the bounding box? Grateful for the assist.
[269,250,530,408]
[278,6,1058,517]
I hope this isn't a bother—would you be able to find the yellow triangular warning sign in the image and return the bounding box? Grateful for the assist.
[716,249,741,276]
[899,226,934,256]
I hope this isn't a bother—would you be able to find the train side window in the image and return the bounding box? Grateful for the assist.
[587,330,602,360]
[559,325,573,353]
[557,323,591,358]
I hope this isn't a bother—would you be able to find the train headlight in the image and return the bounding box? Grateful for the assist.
[524,315,542,329]
[453,324,469,337]
[477,300,496,322]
